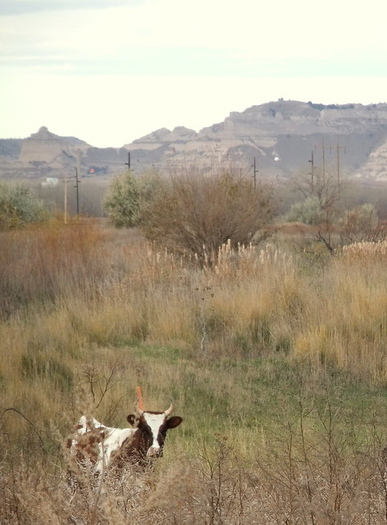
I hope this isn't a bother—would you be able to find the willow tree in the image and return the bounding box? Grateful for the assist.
[103,170,161,228]
[0,182,48,230]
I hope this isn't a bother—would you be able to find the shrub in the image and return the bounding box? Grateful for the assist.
[142,168,274,264]
[0,182,48,230]
[103,170,161,227]
[285,195,325,225]
[339,203,384,243]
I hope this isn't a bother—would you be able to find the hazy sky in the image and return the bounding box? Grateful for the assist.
[1,0,387,147]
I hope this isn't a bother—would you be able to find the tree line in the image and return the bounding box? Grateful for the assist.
[1,165,386,260]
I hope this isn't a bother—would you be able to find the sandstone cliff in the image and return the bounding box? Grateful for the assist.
[124,100,387,180]
[1,100,387,181]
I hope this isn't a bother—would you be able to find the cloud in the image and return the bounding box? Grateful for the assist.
[1,50,385,80]
[2,0,387,71]
[1,0,386,146]
[0,0,147,15]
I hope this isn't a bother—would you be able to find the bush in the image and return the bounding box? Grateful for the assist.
[339,203,384,243]
[285,195,325,225]
[142,168,274,264]
[0,182,48,230]
[103,170,161,227]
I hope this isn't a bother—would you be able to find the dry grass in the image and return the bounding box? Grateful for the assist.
[1,221,387,523]
[2,421,387,524]
[341,239,387,259]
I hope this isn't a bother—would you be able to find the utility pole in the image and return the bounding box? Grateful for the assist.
[314,139,326,183]
[125,151,131,171]
[336,142,346,193]
[315,140,346,190]
[74,167,80,215]
[322,139,326,183]
[252,157,258,189]
[64,175,68,224]
[308,151,315,193]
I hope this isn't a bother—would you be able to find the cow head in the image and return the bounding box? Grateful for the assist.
[127,403,182,458]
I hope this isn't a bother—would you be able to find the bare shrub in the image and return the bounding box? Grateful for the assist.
[339,203,386,245]
[256,395,387,524]
[2,425,387,525]
[142,167,274,265]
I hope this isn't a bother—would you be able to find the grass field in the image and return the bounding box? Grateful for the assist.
[1,219,387,524]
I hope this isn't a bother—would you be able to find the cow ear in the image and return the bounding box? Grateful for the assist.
[166,416,183,429]
[127,414,138,427]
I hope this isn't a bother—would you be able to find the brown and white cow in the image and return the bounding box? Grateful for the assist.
[68,403,183,473]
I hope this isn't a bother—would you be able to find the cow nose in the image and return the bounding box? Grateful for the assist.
[147,446,160,457]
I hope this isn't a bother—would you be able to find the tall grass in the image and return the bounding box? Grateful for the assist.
[0,218,108,318]
[1,221,387,523]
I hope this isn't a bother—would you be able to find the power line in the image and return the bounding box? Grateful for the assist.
[314,140,346,187]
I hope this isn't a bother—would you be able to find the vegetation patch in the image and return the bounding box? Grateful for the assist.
[0,203,386,523]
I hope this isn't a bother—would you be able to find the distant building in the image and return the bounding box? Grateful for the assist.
[42,177,59,186]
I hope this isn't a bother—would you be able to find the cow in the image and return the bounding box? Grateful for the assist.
[67,403,183,474]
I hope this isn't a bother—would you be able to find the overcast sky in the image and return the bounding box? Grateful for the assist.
[1,0,387,147]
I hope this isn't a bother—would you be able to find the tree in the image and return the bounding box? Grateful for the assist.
[285,169,387,254]
[142,168,274,264]
[103,170,161,228]
[285,169,344,254]
[0,182,48,230]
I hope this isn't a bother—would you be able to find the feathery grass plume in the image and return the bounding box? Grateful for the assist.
[341,239,387,259]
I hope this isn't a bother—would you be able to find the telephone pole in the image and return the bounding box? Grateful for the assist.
[74,167,80,215]
[64,175,68,224]
[336,142,346,192]
[252,157,258,189]
[321,139,326,183]
[314,140,346,188]
[308,151,315,193]
[125,152,131,171]
[314,139,327,183]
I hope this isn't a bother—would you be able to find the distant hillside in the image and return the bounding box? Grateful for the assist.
[124,100,387,181]
[0,126,128,181]
[1,101,387,182]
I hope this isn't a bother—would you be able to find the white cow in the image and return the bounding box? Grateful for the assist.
[68,404,183,473]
